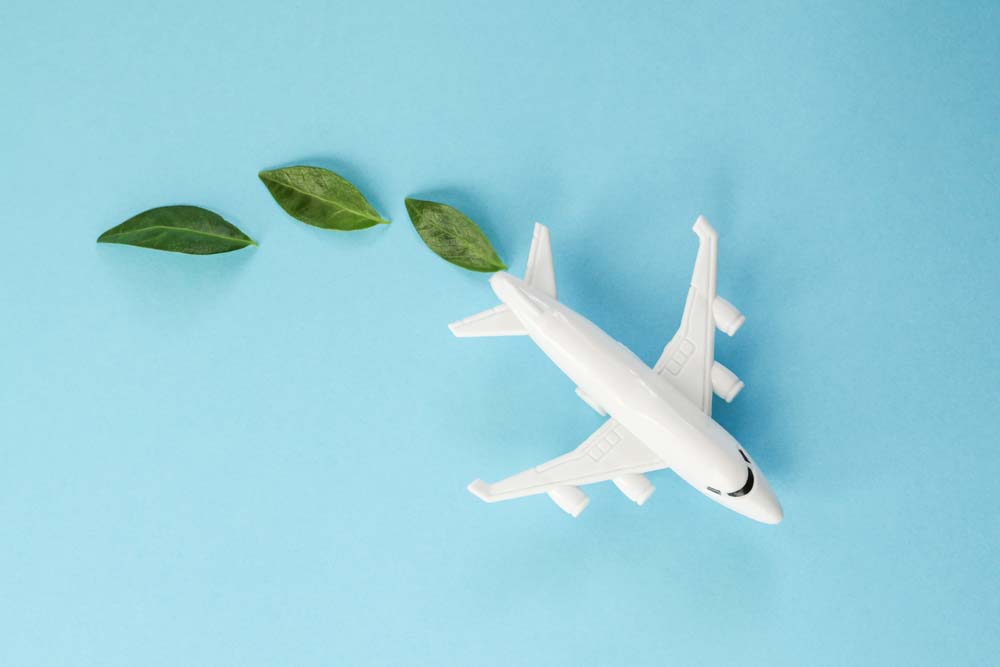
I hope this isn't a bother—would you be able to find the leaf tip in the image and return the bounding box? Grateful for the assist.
[477,262,507,273]
[258,168,283,186]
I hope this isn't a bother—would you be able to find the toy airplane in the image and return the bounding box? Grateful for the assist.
[450,217,783,524]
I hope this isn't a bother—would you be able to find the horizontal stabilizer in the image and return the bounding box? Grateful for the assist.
[448,304,526,337]
[467,479,493,501]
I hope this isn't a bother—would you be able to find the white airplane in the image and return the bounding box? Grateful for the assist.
[449,217,783,524]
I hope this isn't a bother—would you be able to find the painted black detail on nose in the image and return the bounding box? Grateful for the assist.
[728,467,755,497]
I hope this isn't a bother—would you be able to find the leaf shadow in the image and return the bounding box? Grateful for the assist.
[95,239,256,326]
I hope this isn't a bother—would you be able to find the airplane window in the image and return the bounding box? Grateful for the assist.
[727,467,755,497]
[739,449,750,463]
[707,486,721,495]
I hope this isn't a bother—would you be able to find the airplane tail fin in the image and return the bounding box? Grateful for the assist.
[523,223,556,299]
[448,223,556,338]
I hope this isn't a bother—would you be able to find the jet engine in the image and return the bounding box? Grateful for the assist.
[711,362,744,402]
[613,474,655,506]
[713,297,746,336]
[547,485,590,517]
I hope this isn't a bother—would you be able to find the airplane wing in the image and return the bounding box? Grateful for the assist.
[467,418,667,516]
[653,216,746,417]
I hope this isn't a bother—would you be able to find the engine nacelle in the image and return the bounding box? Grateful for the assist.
[613,474,656,506]
[711,362,744,402]
[547,485,590,517]
[713,297,745,336]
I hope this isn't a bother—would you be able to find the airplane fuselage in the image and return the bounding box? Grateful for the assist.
[490,271,783,524]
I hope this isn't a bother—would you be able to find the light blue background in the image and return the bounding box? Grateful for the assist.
[2,2,998,665]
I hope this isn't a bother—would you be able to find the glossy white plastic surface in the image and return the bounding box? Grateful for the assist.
[711,362,744,403]
[451,217,783,525]
[712,297,746,336]
[546,485,589,517]
[613,474,656,506]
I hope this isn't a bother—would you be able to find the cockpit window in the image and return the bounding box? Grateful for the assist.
[727,467,755,497]
[707,486,721,495]
[738,449,750,463]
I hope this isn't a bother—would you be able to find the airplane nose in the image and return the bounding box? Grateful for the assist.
[759,497,784,525]
[743,472,783,525]
[754,478,784,524]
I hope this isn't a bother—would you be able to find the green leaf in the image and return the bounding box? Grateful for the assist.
[258,165,389,230]
[97,206,257,255]
[404,198,507,273]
